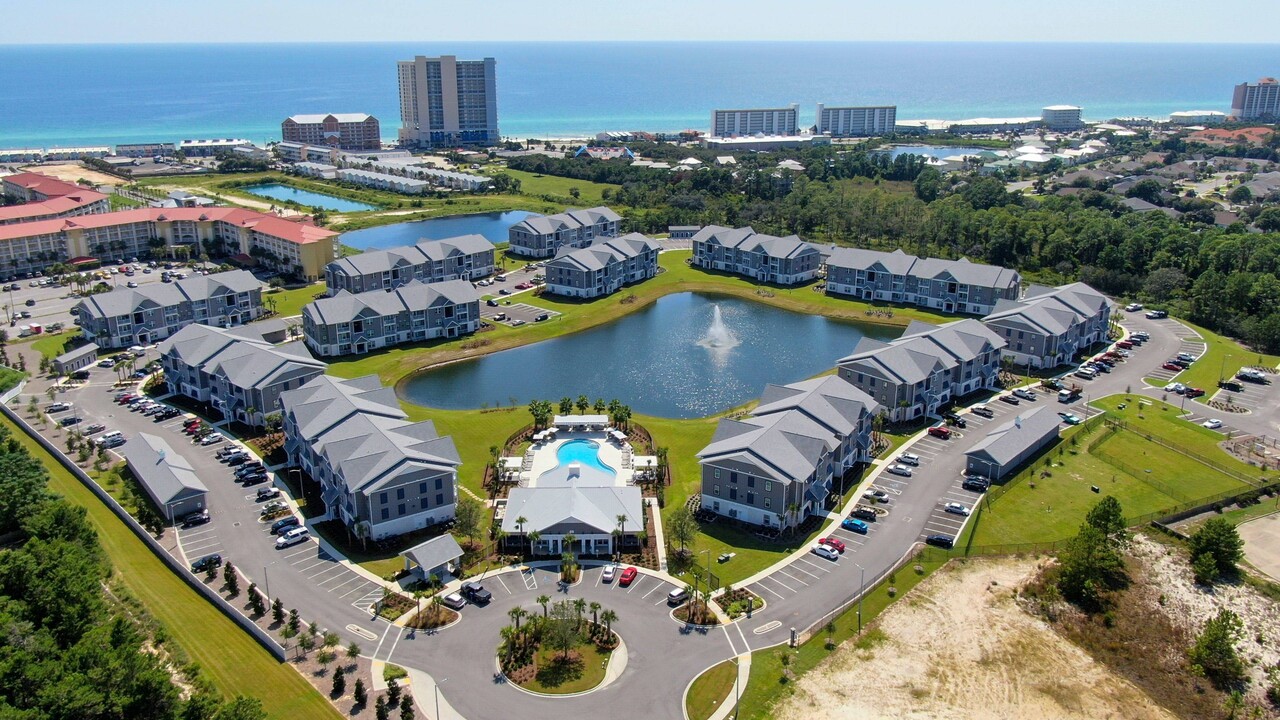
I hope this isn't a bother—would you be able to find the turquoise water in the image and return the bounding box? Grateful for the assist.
[242,183,377,213]
[553,439,615,477]
[1,42,1276,147]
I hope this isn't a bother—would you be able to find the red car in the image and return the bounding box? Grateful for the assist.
[1184,387,1205,398]
[1162,363,1183,372]
[819,537,846,553]
[515,282,533,290]
[927,426,952,439]
[618,567,638,587]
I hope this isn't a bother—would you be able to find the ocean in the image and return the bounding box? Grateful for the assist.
[0,41,1275,148]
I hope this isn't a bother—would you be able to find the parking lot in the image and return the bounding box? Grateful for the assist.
[480,300,561,327]
[1143,320,1207,385]
[1210,371,1274,411]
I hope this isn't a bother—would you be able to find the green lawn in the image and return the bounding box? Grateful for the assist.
[31,332,75,359]
[492,168,619,206]
[1,415,340,720]
[1092,430,1249,500]
[523,643,612,694]
[738,556,946,720]
[108,193,146,210]
[400,405,529,498]
[263,284,326,319]
[686,659,739,720]
[1175,319,1280,395]
[0,365,24,392]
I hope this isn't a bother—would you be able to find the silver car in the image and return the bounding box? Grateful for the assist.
[887,464,914,477]
[811,544,839,561]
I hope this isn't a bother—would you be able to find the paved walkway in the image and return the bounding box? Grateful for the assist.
[648,497,669,572]
[704,654,751,720]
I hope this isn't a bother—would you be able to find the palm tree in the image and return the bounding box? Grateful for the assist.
[572,598,587,629]
[528,530,541,556]
[616,514,628,555]
[589,601,601,626]
[536,594,550,618]
[600,609,618,637]
[786,502,800,535]
[507,606,526,631]
[562,532,577,560]
[498,625,517,662]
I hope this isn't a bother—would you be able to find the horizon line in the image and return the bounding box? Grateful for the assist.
[5,39,1280,47]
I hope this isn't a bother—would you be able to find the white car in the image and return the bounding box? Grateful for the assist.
[811,544,839,561]
[887,464,914,477]
[944,502,971,516]
[601,566,616,583]
[275,526,310,549]
[199,433,225,446]
[1125,302,1143,312]
[896,453,921,466]
[1203,419,1223,430]
[1164,382,1185,393]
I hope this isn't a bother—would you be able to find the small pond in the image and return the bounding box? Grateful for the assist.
[242,183,378,212]
[399,292,899,419]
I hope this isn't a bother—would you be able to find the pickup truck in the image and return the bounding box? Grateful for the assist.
[1058,384,1083,403]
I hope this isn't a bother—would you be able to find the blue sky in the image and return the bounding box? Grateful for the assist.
[7,0,1280,44]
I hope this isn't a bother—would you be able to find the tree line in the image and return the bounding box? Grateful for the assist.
[0,422,267,720]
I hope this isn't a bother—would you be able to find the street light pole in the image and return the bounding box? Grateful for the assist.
[433,677,447,720]
[854,562,866,634]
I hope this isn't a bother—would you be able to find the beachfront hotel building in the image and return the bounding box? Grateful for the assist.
[1041,105,1084,131]
[281,113,382,151]
[0,207,338,279]
[274,141,341,164]
[697,376,880,530]
[690,225,822,286]
[301,279,481,357]
[324,234,494,295]
[837,319,1007,422]
[824,248,1021,315]
[397,55,499,147]
[159,323,327,428]
[1232,78,1280,120]
[74,269,264,349]
[0,172,110,226]
[711,105,799,137]
[543,233,660,299]
[115,142,176,158]
[815,104,897,137]
[177,139,254,157]
[507,206,622,258]
[980,282,1112,370]
[281,374,461,540]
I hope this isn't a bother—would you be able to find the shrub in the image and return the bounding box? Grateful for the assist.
[1189,609,1247,690]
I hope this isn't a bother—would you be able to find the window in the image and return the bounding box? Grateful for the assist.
[436,493,444,506]
[729,488,737,501]
[713,484,720,496]
[746,491,755,505]
[764,498,771,508]
[379,492,388,504]
[419,482,427,494]
[746,475,755,488]
[435,477,443,490]
[380,508,389,520]
[730,472,738,484]
[396,488,405,500]
[397,503,406,516]
[765,481,772,492]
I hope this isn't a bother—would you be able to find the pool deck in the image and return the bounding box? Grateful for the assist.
[505,431,656,490]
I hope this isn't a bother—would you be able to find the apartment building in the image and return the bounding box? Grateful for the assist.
[274,141,341,164]
[690,225,822,285]
[397,55,499,147]
[324,234,494,294]
[360,160,491,191]
[335,168,430,195]
[1232,78,1280,120]
[302,279,481,357]
[507,206,622,258]
[177,139,254,157]
[0,172,109,226]
[837,319,1007,422]
[159,323,327,427]
[981,282,1112,369]
[281,374,461,540]
[74,269,264,349]
[697,376,880,529]
[815,104,897,137]
[281,113,382,151]
[711,105,799,137]
[1041,105,1084,131]
[825,247,1021,315]
[293,162,338,180]
[115,142,175,158]
[543,233,660,299]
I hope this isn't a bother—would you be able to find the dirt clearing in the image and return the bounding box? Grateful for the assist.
[774,558,1176,720]
[20,163,121,187]
[1239,512,1280,582]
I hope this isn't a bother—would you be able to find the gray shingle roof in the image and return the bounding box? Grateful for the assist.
[303,279,480,326]
[158,324,326,391]
[837,319,1006,385]
[500,485,643,536]
[125,433,208,506]
[401,533,464,572]
[76,270,260,320]
[826,247,1019,290]
[692,225,820,261]
[965,405,1060,466]
[327,234,492,277]
[511,206,621,236]
[281,375,460,495]
[983,283,1108,336]
[546,233,659,272]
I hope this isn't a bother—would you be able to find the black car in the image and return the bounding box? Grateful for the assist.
[925,534,955,549]
[180,509,210,527]
[534,313,550,322]
[1218,380,1244,392]
[998,394,1020,405]
[461,581,492,605]
[235,463,264,477]
[962,477,990,492]
[23,299,34,307]
[190,553,223,573]
[224,454,249,466]
[270,516,300,535]
[240,473,269,487]
[852,506,878,522]
[59,416,82,426]
[486,299,499,307]
[942,411,966,428]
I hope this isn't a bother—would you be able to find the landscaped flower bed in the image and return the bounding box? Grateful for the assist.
[499,599,620,694]
[714,586,763,619]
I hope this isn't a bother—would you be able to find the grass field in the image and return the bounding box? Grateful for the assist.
[686,659,739,720]
[1176,319,1280,396]
[264,284,326,319]
[1,414,340,720]
[491,168,619,206]
[31,332,75,359]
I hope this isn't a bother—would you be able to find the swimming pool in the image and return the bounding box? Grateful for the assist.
[549,439,615,477]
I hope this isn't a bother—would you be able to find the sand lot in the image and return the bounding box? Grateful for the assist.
[1239,511,1280,582]
[20,163,122,187]
[774,558,1176,720]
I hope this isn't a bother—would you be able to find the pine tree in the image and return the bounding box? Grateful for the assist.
[375,696,389,720]
[271,598,284,624]
[331,667,346,697]
[353,677,367,706]
[399,695,414,720]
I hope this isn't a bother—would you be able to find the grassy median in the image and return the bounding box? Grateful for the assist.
[1,414,341,720]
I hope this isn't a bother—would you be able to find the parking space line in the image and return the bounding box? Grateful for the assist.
[793,558,828,575]
[325,575,365,592]
[752,582,785,601]
[496,575,512,595]
[776,569,810,587]
[339,581,374,599]
[307,564,346,582]
[627,577,646,594]
[761,575,797,594]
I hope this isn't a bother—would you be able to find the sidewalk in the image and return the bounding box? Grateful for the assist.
[704,654,751,720]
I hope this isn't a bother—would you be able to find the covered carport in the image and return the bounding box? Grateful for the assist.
[401,533,464,584]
